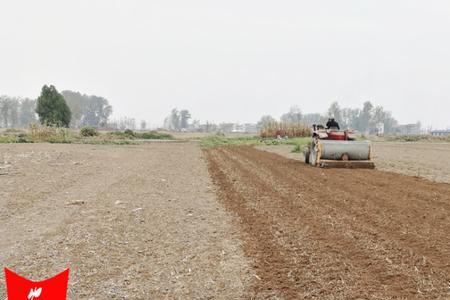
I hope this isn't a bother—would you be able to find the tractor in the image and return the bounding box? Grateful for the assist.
[304,119,375,169]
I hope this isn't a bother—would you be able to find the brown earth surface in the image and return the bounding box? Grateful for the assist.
[372,142,450,183]
[258,141,450,184]
[0,143,251,299]
[205,146,450,299]
[2,142,450,299]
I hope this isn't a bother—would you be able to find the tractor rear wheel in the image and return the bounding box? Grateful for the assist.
[304,147,310,164]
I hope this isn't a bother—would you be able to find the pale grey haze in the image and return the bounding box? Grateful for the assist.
[1,0,449,129]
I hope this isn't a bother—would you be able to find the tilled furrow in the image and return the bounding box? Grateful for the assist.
[232,146,450,295]
[207,148,398,298]
[205,146,450,299]
[235,146,450,279]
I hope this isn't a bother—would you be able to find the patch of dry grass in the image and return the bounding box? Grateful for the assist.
[260,122,311,138]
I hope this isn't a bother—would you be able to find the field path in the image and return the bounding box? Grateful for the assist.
[205,146,450,299]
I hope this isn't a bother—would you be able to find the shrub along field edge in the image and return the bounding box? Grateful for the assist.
[0,125,175,145]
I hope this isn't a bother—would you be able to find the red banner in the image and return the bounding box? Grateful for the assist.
[4,268,69,300]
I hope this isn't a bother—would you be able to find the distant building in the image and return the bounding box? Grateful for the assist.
[431,129,450,136]
[393,123,421,135]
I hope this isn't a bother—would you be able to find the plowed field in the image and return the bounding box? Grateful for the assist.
[204,146,450,299]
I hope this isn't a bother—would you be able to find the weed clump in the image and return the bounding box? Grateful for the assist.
[124,129,135,136]
[80,126,99,137]
[139,131,173,140]
[108,130,173,140]
[28,124,72,143]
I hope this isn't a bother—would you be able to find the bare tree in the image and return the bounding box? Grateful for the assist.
[180,110,191,130]
[19,98,37,127]
[257,115,276,130]
[327,102,343,125]
[281,106,302,123]
[140,120,147,130]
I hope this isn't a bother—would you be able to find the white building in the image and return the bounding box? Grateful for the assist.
[431,129,450,136]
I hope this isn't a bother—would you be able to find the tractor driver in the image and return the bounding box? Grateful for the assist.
[326,118,340,130]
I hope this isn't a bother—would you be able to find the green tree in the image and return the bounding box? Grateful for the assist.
[36,85,71,127]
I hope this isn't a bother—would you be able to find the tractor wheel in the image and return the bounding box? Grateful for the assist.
[304,148,310,164]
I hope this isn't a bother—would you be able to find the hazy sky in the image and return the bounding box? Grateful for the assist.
[1,0,449,128]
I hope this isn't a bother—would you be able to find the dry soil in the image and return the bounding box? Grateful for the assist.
[0,143,251,299]
[205,146,450,299]
[2,142,450,299]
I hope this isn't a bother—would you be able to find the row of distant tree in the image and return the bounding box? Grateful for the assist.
[0,96,37,128]
[61,91,112,128]
[163,108,192,131]
[258,101,399,134]
[0,86,113,128]
[162,101,400,134]
[1,88,400,134]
